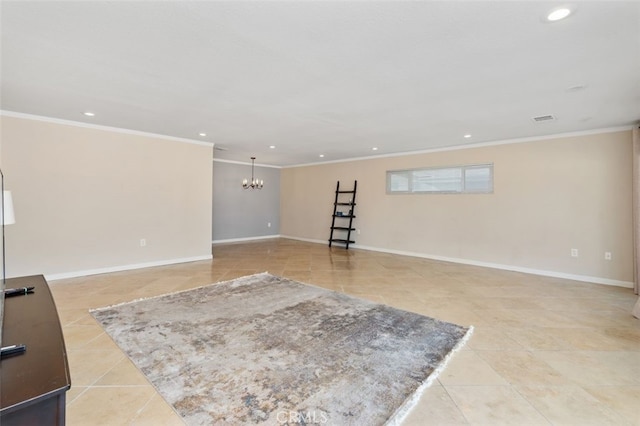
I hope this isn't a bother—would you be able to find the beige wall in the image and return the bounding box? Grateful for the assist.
[1,115,213,279]
[281,130,634,285]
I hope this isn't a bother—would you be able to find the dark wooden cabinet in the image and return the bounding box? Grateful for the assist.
[1,275,71,425]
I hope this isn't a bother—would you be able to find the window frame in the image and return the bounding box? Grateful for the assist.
[386,163,494,194]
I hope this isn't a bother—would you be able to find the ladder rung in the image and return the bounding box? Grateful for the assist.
[331,227,355,231]
[333,215,355,218]
[335,202,355,206]
[337,190,355,193]
[330,239,355,244]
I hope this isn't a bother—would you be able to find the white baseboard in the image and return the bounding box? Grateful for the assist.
[280,235,327,245]
[44,237,633,289]
[212,234,281,244]
[45,254,213,281]
[280,236,633,288]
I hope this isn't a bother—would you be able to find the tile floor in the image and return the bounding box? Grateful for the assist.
[50,239,640,425]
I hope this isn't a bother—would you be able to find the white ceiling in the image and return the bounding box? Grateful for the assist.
[1,1,639,167]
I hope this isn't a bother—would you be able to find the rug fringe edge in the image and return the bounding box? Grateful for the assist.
[88,271,273,313]
[384,325,475,426]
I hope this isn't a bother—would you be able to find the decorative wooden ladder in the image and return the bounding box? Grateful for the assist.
[329,180,357,249]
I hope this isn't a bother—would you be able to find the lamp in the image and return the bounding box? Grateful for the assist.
[2,191,15,226]
[242,157,264,189]
[1,169,15,286]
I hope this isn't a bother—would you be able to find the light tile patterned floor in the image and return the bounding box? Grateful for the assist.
[50,239,640,425]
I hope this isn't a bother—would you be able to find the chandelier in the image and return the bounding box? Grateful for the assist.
[242,157,263,189]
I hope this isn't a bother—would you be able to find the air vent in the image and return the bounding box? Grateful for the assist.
[532,114,556,123]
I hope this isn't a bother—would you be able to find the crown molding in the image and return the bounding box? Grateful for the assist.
[284,125,635,168]
[0,110,214,148]
[213,158,281,169]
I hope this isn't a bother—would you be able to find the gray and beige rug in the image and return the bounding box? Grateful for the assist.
[91,273,471,425]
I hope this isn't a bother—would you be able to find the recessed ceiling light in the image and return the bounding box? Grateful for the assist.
[319,154,325,158]
[83,112,95,117]
[372,147,378,151]
[464,134,472,139]
[547,7,571,21]
[269,145,276,149]
[199,132,207,137]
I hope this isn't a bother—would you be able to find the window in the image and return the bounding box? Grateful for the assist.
[386,163,493,194]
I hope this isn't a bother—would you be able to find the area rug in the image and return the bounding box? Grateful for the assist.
[91,273,472,425]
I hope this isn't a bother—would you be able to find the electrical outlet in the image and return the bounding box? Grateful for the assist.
[604,252,612,260]
[140,238,146,247]
[357,229,361,235]
[570,248,578,258]
[267,222,271,228]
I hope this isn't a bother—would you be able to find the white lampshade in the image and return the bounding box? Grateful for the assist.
[2,190,15,225]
